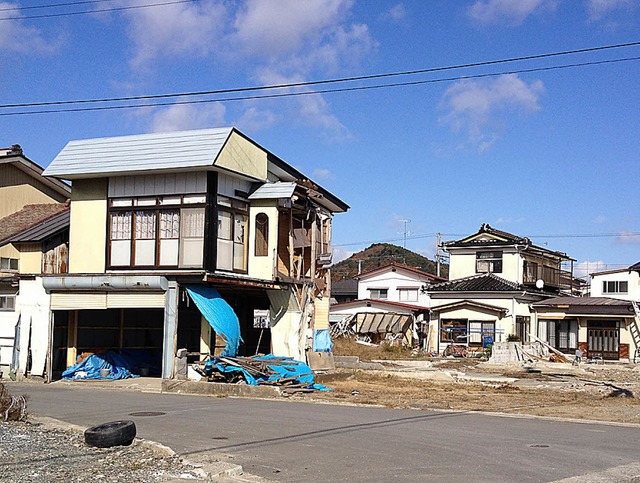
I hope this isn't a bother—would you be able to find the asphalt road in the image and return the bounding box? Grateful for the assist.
[9,381,640,482]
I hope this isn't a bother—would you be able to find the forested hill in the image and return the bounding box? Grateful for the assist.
[331,243,448,283]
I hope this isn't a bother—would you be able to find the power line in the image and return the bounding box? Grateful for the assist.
[0,0,118,13]
[332,231,640,248]
[2,40,639,110]
[0,0,197,21]
[2,55,640,117]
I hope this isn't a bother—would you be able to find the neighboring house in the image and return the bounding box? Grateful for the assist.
[39,127,348,380]
[0,145,70,378]
[0,205,70,378]
[329,263,443,347]
[426,224,575,355]
[357,262,445,306]
[531,297,638,362]
[590,262,640,301]
[329,298,429,347]
[330,278,358,304]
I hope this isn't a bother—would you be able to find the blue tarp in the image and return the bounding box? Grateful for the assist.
[62,350,161,380]
[186,285,242,357]
[313,329,333,353]
[205,354,330,391]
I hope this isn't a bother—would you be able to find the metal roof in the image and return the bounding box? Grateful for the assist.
[531,296,634,316]
[248,182,297,200]
[44,128,234,179]
[9,209,70,243]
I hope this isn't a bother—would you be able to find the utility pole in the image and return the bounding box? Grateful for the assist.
[436,232,442,277]
[399,219,411,249]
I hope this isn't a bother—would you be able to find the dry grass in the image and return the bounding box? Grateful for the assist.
[332,337,430,361]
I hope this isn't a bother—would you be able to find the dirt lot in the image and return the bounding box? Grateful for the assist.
[306,340,640,425]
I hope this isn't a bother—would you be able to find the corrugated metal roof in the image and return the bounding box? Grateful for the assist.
[10,210,70,243]
[44,128,234,179]
[248,182,297,200]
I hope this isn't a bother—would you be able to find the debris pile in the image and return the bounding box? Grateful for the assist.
[194,354,330,394]
[0,382,27,421]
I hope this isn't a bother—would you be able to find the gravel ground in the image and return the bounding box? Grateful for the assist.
[0,421,202,482]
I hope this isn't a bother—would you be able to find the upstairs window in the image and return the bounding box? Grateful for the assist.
[602,280,629,294]
[108,195,205,269]
[0,258,18,271]
[217,196,248,273]
[476,251,503,274]
[368,288,388,300]
[254,213,269,257]
[398,288,418,302]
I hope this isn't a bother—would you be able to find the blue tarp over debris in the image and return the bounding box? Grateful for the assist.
[186,285,242,357]
[204,354,330,391]
[62,350,161,380]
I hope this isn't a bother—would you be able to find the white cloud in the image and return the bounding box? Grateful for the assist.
[332,247,355,263]
[236,106,279,132]
[122,0,228,67]
[615,230,640,245]
[439,74,544,151]
[574,260,609,279]
[586,0,635,21]
[149,101,226,133]
[382,3,408,24]
[592,215,607,224]
[0,2,59,53]
[233,0,353,58]
[467,0,555,26]
[312,168,334,180]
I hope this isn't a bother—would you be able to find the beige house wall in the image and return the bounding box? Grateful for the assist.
[0,164,68,219]
[449,249,522,282]
[248,202,279,281]
[69,178,107,274]
[16,243,42,274]
[0,245,19,261]
[215,132,267,181]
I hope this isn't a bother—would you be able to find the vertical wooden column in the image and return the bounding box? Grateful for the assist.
[66,310,78,368]
[200,315,211,355]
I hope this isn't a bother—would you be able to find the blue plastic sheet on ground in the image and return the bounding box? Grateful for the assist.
[186,285,242,357]
[62,349,161,380]
[204,354,331,391]
[313,329,333,353]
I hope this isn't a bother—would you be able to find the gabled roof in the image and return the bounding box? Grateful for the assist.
[591,262,640,277]
[1,145,70,197]
[331,278,358,295]
[357,262,445,282]
[445,223,572,261]
[0,202,70,247]
[427,273,521,292]
[430,299,508,315]
[8,209,70,244]
[45,128,234,179]
[330,298,429,313]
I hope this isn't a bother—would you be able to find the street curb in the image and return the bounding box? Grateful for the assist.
[28,415,246,480]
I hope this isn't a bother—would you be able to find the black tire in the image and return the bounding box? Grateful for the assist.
[84,420,137,448]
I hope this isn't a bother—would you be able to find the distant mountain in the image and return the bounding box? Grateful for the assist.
[331,243,448,283]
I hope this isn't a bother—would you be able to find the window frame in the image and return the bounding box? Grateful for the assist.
[368,288,388,300]
[602,280,629,294]
[107,194,206,270]
[476,251,503,274]
[216,196,249,274]
[0,294,16,311]
[398,287,419,302]
[0,257,19,272]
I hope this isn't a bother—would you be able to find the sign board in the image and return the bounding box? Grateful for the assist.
[253,309,270,328]
[483,335,494,348]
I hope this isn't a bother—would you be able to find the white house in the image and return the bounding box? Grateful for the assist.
[356,262,445,306]
[590,262,640,301]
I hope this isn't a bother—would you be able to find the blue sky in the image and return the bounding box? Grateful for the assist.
[1,0,639,278]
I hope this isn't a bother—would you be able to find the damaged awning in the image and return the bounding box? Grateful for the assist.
[356,313,412,335]
[185,285,242,357]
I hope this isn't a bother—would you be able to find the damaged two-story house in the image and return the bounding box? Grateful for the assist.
[40,128,348,380]
[425,224,576,354]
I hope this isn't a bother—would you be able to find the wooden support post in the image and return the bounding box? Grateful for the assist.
[200,315,211,356]
[66,310,78,368]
